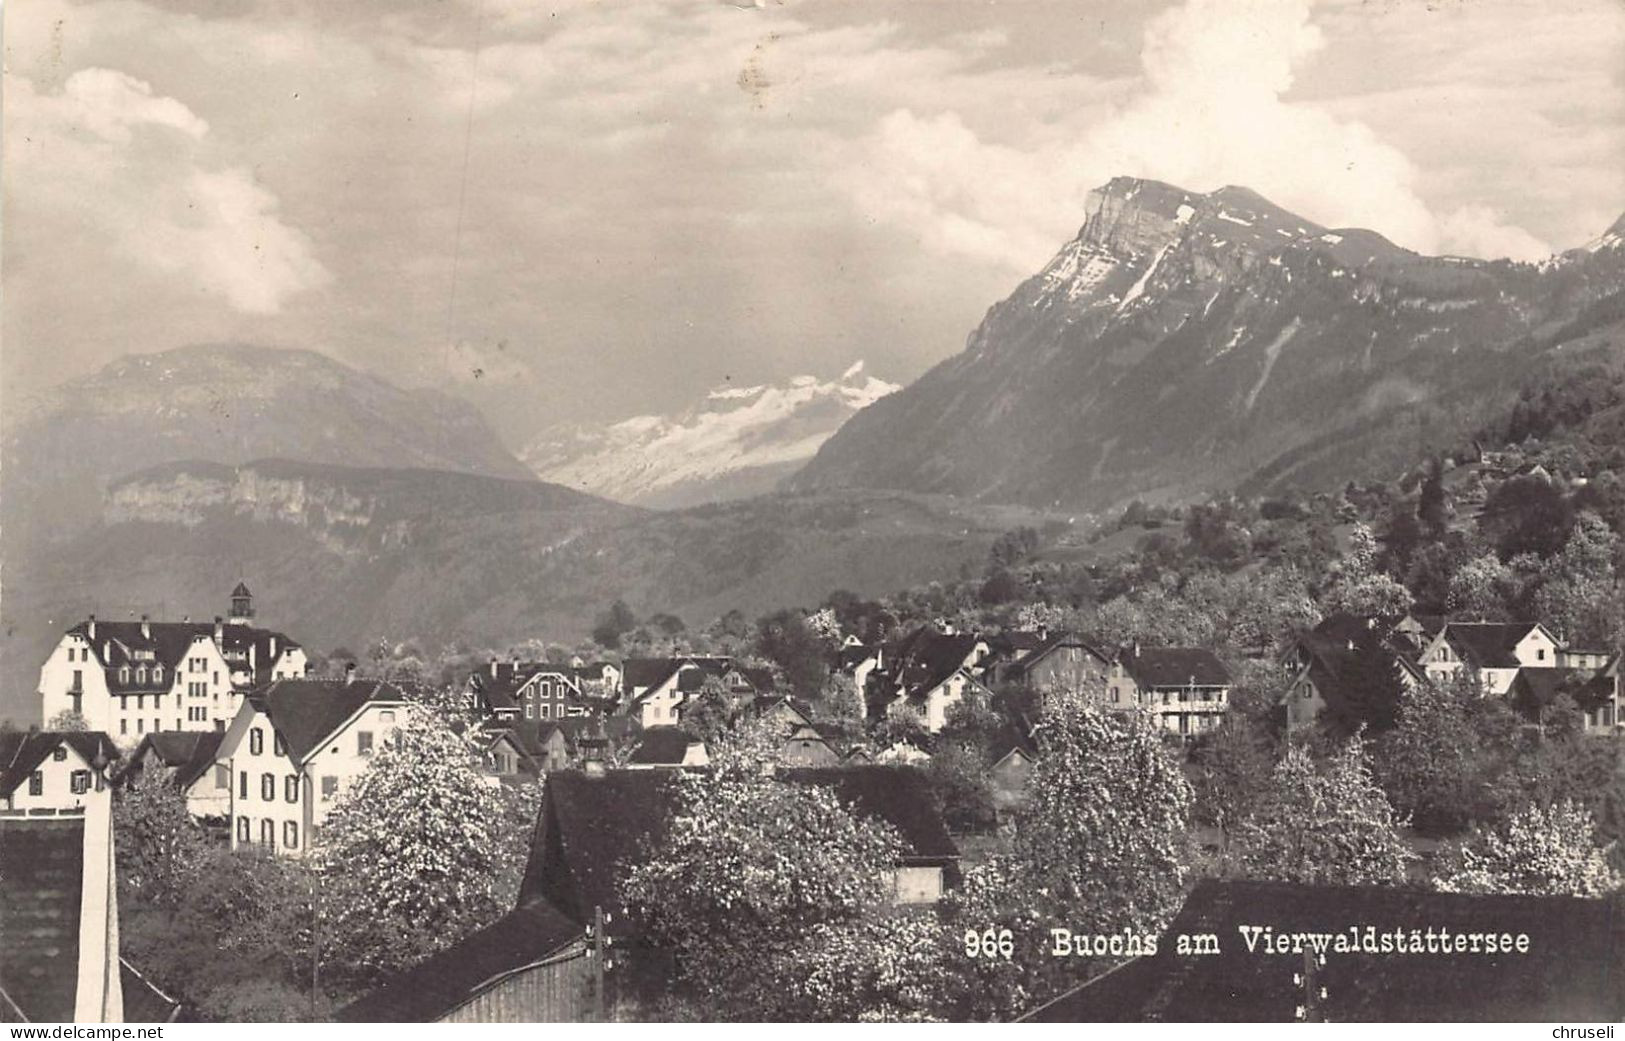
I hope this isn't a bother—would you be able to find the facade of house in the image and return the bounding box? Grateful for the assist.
[1105,646,1233,737]
[997,633,1113,697]
[468,661,611,723]
[780,724,841,767]
[216,677,412,857]
[38,585,307,747]
[1280,615,1427,736]
[867,628,994,733]
[620,657,768,729]
[1419,622,1562,696]
[0,731,121,815]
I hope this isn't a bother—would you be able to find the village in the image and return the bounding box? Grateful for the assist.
[5,552,1624,1022]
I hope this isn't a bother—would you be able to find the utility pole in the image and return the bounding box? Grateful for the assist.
[592,904,608,1022]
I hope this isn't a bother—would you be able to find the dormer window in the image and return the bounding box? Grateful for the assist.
[120,666,131,683]
[136,666,147,684]
[153,665,164,682]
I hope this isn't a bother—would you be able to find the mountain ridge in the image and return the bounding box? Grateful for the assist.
[790,176,1625,509]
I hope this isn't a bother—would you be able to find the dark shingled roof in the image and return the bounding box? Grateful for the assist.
[1440,622,1545,670]
[129,730,225,791]
[883,629,982,699]
[332,899,585,1022]
[1510,667,1615,716]
[1005,633,1111,678]
[1022,879,1625,1022]
[0,817,85,1022]
[68,619,301,691]
[627,727,701,766]
[252,678,408,764]
[0,731,120,798]
[1120,647,1232,689]
[520,766,959,932]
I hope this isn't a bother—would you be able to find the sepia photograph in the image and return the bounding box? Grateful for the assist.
[1,0,1623,1029]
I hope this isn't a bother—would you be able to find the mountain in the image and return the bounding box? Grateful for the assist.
[522,363,898,508]
[0,458,1028,725]
[2,343,535,549]
[791,177,1625,510]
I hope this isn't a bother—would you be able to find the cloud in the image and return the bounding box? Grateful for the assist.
[846,0,1559,269]
[6,68,329,313]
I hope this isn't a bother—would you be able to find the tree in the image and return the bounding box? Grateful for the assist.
[114,770,211,906]
[1433,800,1621,897]
[1372,676,1505,836]
[754,608,832,699]
[620,757,914,1020]
[1233,739,1414,885]
[812,671,865,737]
[591,599,638,649]
[1482,474,1574,558]
[680,676,740,746]
[1446,552,1519,620]
[925,742,997,834]
[1531,512,1622,647]
[46,709,89,731]
[1188,713,1276,860]
[1418,457,1448,537]
[1323,523,1413,617]
[990,526,1040,569]
[314,706,509,985]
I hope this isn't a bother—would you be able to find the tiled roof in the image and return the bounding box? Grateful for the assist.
[627,727,701,766]
[1509,667,1615,715]
[1441,622,1543,670]
[781,766,960,864]
[1022,879,1625,1022]
[1120,647,1231,689]
[332,899,585,1022]
[0,731,120,798]
[130,730,226,791]
[1006,633,1111,677]
[0,817,85,1022]
[251,678,408,763]
[68,619,300,690]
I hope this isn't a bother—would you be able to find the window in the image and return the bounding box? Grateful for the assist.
[274,732,287,757]
[284,821,299,849]
[1538,648,1547,661]
[121,666,130,683]
[525,703,534,719]
[52,746,67,762]
[154,665,164,682]
[237,816,250,844]
[379,710,395,723]
[540,703,552,719]
[215,764,230,789]
[136,718,144,734]
[261,773,275,801]
[250,729,264,756]
[71,668,82,692]
[136,667,146,684]
[357,731,374,756]
[260,819,274,850]
[239,771,249,798]
[120,719,127,736]
[285,775,299,803]
[28,772,42,796]
[137,694,145,711]
[70,770,90,795]
[321,776,338,801]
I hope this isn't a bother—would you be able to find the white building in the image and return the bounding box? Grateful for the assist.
[217,676,412,857]
[1418,622,1562,696]
[38,585,309,747]
[0,731,121,816]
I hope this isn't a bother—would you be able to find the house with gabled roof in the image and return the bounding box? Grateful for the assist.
[216,676,413,856]
[468,660,612,724]
[38,584,308,747]
[1508,660,1621,733]
[619,656,768,729]
[625,727,708,769]
[866,627,994,733]
[0,731,121,816]
[1280,614,1428,736]
[1105,645,1233,737]
[995,631,1114,698]
[120,730,230,821]
[1419,621,1562,696]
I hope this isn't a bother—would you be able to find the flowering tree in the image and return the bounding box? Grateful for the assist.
[1233,738,1414,885]
[1434,800,1621,897]
[113,769,211,906]
[314,706,509,983]
[945,694,1192,1016]
[621,734,927,1020]
[1323,523,1412,617]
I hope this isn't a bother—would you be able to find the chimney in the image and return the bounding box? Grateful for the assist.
[579,722,609,776]
[214,616,224,643]
[1366,617,1375,630]
[249,643,257,673]
[1132,641,1141,659]
[344,662,357,686]
[88,614,96,640]
[490,658,499,678]
[269,635,278,658]
[140,614,150,640]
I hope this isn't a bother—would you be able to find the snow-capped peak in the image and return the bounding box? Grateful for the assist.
[521,363,898,508]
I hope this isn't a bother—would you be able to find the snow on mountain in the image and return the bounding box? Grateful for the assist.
[522,363,898,508]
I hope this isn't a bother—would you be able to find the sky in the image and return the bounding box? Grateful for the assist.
[4,0,1623,448]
